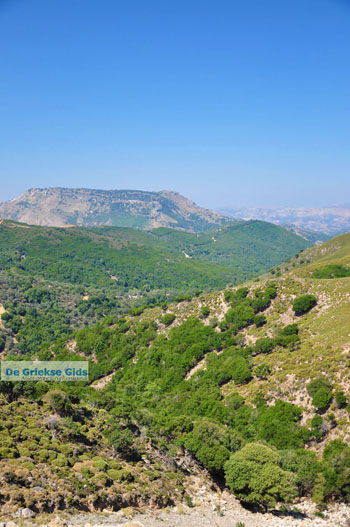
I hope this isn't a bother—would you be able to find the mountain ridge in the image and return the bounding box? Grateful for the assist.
[0,187,229,232]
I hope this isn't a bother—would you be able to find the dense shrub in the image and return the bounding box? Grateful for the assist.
[254,337,275,355]
[161,313,176,326]
[200,306,210,319]
[275,324,300,348]
[104,423,134,456]
[279,323,299,336]
[335,391,347,408]
[179,419,243,475]
[313,389,333,412]
[254,314,266,327]
[307,377,333,412]
[224,443,297,508]
[253,401,309,449]
[293,295,317,316]
[224,288,249,304]
[225,305,255,330]
[280,449,323,496]
[323,440,350,502]
[312,265,350,279]
[43,390,73,416]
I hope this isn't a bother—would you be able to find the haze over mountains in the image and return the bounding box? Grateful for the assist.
[0,187,229,232]
[0,187,333,245]
[220,205,350,236]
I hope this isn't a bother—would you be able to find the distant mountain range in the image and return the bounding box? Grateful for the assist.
[0,187,230,232]
[1,188,339,243]
[219,205,350,236]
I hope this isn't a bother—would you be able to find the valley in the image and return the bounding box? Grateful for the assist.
[0,218,310,355]
[0,221,349,525]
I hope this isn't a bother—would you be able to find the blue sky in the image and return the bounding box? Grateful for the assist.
[0,0,349,208]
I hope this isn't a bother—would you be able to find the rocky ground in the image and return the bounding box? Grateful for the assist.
[2,505,350,527]
[2,493,350,527]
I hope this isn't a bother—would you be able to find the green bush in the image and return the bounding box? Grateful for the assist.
[161,313,176,326]
[231,356,252,385]
[307,378,333,412]
[43,390,73,416]
[323,440,350,502]
[335,391,347,408]
[92,457,109,471]
[104,424,134,455]
[254,337,275,355]
[313,389,333,411]
[224,443,297,508]
[225,304,255,330]
[280,449,322,496]
[279,324,299,336]
[254,314,266,327]
[312,265,350,279]
[253,400,309,449]
[225,391,244,410]
[200,306,210,319]
[52,454,69,467]
[180,419,242,475]
[292,295,317,316]
[107,468,134,482]
[311,415,324,440]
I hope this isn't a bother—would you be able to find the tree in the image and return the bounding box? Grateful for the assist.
[104,423,134,456]
[254,337,275,355]
[307,377,333,412]
[323,440,350,502]
[281,449,323,496]
[43,390,73,416]
[254,400,309,449]
[231,356,252,384]
[292,295,317,316]
[224,443,297,508]
[312,388,333,412]
[180,419,241,474]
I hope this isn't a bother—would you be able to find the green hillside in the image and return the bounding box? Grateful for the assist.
[0,233,349,518]
[151,219,310,274]
[0,219,310,355]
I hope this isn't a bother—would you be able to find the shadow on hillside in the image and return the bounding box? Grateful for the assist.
[240,502,309,520]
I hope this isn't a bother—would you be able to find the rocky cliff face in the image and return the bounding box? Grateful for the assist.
[0,188,228,232]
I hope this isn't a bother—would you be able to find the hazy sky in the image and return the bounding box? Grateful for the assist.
[0,0,349,209]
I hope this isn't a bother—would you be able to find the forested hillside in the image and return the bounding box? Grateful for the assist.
[0,219,310,355]
[0,233,349,519]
